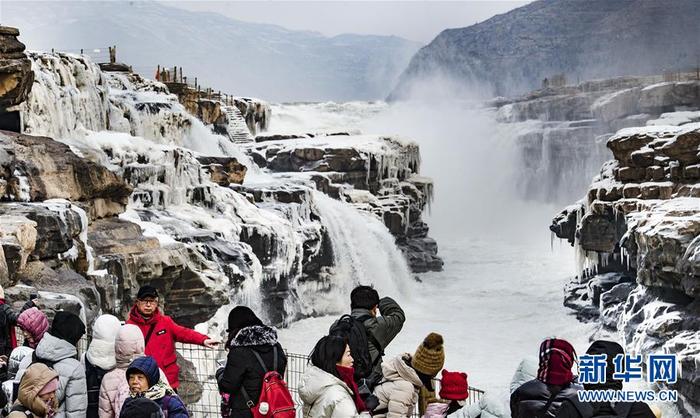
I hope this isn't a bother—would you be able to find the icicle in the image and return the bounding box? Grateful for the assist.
[621,246,629,271]
[550,231,554,251]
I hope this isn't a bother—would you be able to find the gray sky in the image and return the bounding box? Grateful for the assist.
[167,1,530,43]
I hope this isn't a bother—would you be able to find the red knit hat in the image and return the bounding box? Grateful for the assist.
[439,369,469,401]
[537,338,576,385]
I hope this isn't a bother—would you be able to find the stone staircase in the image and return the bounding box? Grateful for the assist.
[223,105,254,143]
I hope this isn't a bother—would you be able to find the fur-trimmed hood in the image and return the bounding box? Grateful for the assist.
[231,325,278,347]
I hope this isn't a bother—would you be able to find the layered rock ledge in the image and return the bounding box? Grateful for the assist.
[551,124,700,416]
[249,133,443,273]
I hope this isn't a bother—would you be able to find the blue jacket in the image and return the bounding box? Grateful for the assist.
[125,356,190,418]
[157,394,189,418]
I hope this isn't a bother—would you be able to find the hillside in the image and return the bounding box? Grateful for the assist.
[390,0,700,99]
[2,0,421,102]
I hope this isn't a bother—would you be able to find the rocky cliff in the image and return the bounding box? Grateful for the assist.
[493,72,700,203]
[0,29,436,348]
[250,133,442,273]
[167,82,270,140]
[551,123,700,416]
[390,0,700,100]
[0,27,32,110]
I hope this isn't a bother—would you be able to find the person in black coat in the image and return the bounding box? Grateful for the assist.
[0,288,35,380]
[0,288,35,358]
[216,306,287,418]
[511,338,582,418]
[555,340,657,418]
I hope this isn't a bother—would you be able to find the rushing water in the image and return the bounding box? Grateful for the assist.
[20,51,682,416]
[275,99,598,408]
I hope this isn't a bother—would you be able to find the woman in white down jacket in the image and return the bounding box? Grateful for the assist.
[299,335,369,418]
[373,333,445,418]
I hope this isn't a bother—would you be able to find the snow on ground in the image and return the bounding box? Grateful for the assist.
[267,101,388,134]
[647,110,700,127]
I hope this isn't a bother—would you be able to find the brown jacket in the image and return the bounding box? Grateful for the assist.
[9,363,59,418]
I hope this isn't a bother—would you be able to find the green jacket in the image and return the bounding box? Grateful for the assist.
[351,297,406,381]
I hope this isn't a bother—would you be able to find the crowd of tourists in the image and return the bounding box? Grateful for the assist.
[0,284,663,418]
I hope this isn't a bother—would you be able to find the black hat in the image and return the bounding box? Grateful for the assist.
[51,311,86,346]
[137,285,159,300]
[585,340,625,391]
[226,306,263,348]
[119,396,164,418]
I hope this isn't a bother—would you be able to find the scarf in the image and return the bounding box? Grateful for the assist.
[132,380,174,402]
[336,365,366,412]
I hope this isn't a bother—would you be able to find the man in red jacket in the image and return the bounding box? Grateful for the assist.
[126,285,219,390]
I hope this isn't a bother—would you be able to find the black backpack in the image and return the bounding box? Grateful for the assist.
[329,314,383,382]
[8,404,32,417]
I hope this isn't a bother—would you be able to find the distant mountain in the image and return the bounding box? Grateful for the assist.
[2,0,421,102]
[389,0,700,100]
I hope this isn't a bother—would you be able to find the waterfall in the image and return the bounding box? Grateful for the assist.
[306,191,411,313]
[22,52,109,138]
[18,51,416,326]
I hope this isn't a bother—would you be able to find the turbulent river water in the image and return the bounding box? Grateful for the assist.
[273,100,599,408]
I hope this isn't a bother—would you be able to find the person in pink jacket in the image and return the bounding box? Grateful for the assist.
[16,307,49,349]
[98,324,169,418]
[97,324,147,418]
[1,308,50,409]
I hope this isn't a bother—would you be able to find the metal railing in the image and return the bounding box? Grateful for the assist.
[175,343,484,417]
[47,46,113,63]
[14,330,483,417]
[152,65,239,105]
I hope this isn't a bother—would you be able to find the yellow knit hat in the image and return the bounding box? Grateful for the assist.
[412,332,445,377]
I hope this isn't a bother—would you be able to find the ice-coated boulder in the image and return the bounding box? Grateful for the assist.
[0,131,132,219]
